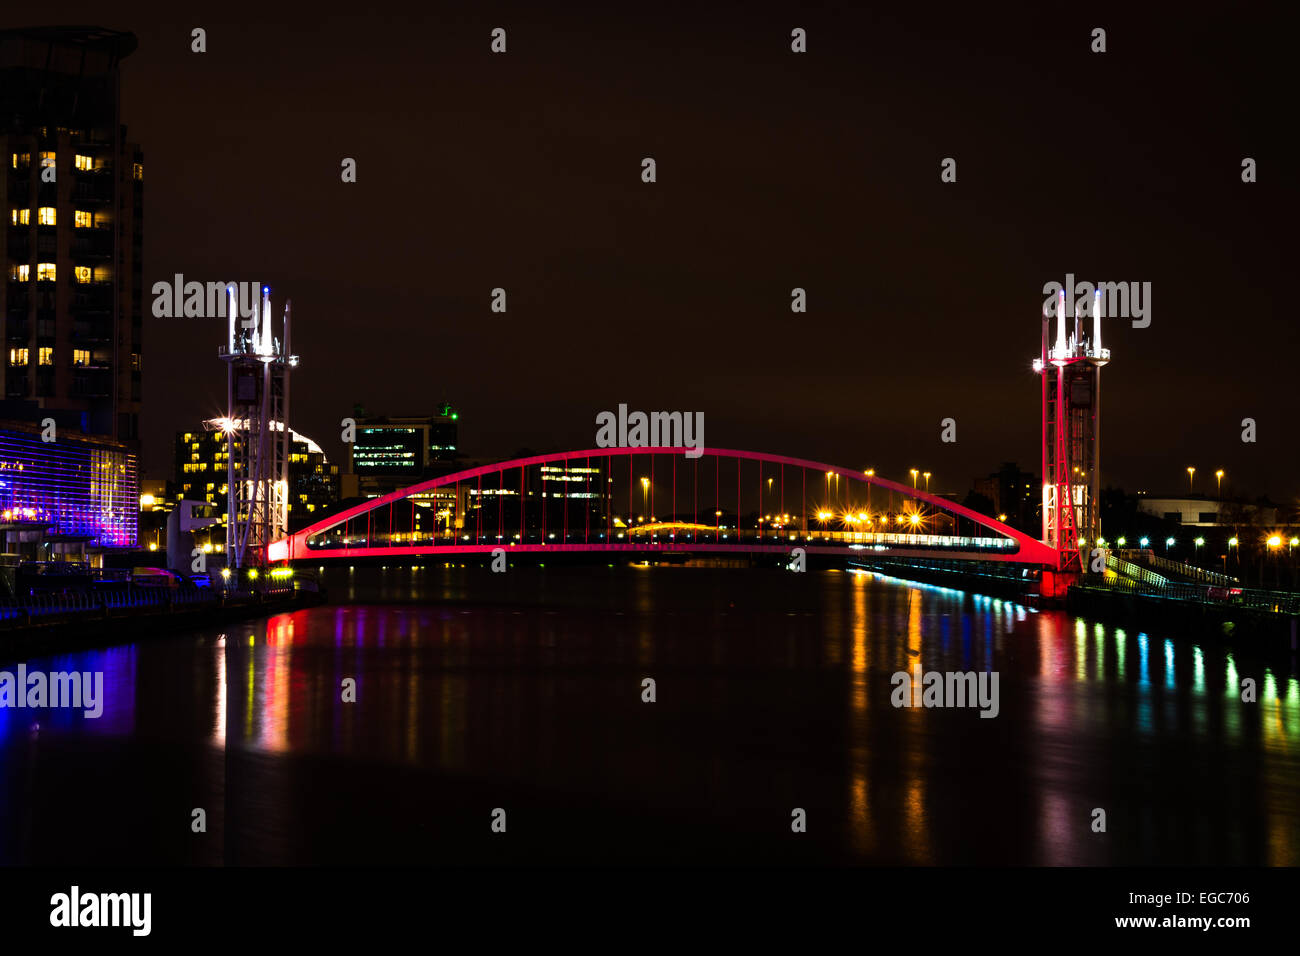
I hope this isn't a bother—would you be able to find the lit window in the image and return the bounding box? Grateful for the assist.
[8,348,29,366]
[38,347,53,366]
[132,163,143,181]
[38,151,56,170]
[131,352,141,369]
[74,266,92,283]
[74,210,92,228]
[11,152,30,169]
[36,263,56,282]
[75,154,93,171]
[37,207,56,226]
[10,208,30,225]
[9,264,29,281]
[74,349,92,366]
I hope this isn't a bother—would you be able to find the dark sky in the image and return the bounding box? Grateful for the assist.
[9,3,1296,500]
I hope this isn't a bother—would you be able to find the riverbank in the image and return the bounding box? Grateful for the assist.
[0,588,325,661]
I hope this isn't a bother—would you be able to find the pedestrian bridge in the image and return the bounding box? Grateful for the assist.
[267,447,1061,567]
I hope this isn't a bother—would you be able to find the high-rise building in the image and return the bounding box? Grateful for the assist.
[0,27,143,562]
[1,26,144,443]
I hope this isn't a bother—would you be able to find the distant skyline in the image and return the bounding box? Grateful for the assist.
[7,4,1293,499]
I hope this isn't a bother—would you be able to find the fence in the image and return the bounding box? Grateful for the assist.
[1075,574,1300,615]
[0,583,295,624]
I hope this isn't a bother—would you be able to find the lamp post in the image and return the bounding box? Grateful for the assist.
[1187,466,1195,494]
[910,469,918,489]
[923,471,931,494]
[640,477,649,517]
[1215,469,1224,498]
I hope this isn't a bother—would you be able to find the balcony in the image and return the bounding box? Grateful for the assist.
[71,369,111,398]
[6,285,30,312]
[73,231,114,258]
[72,318,113,344]
[73,179,114,203]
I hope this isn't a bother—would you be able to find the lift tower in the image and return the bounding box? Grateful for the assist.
[1034,288,1110,577]
[218,285,297,570]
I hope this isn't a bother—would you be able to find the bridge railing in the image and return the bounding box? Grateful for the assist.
[298,526,1020,553]
[1075,574,1300,615]
[1119,550,1241,586]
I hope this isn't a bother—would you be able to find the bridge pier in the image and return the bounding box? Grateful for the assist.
[1038,569,1078,606]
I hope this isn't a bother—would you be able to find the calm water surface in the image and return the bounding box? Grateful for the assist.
[1,565,1296,865]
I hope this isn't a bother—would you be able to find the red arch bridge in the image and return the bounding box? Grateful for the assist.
[268,448,1062,573]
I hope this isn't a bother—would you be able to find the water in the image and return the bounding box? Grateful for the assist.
[1,564,1296,865]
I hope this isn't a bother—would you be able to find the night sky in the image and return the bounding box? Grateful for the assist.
[9,3,1295,500]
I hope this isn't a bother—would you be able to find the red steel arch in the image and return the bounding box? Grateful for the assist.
[267,447,1061,567]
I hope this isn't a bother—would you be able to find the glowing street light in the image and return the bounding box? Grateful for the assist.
[1139,537,1149,548]
[1117,537,1127,547]
[923,471,931,493]
[1215,469,1224,498]
[910,469,919,489]
[1165,536,1176,550]
[640,476,650,515]
[1267,535,1282,549]
[1186,466,1195,493]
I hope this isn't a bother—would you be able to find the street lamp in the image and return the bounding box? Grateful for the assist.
[910,468,919,489]
[1186,466,1195,493]
[640,477,650,516]
[1215,469,1224,498]
[923,471,931,493]
[864,469,873,511]
[1165,536,1176,551]
[1139,537,1149,548]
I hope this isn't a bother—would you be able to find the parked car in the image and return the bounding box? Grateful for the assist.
[131,567,182,589]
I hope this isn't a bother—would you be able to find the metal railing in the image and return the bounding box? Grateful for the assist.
[0,582,299,624]
[1075,574,1300,615]
[1118,549,1240,586]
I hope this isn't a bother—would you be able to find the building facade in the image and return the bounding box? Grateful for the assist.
[1,416,136,561]
[344,404,461,499]
[1,27,144,444]
[176,419,339,541]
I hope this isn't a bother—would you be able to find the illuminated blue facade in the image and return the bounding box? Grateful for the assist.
[0,424,137,547]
